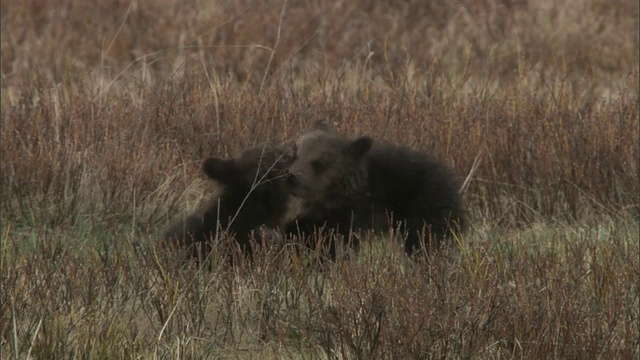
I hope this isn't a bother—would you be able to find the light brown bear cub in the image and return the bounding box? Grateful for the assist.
[285,122,465,260]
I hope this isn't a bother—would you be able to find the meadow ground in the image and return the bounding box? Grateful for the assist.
[1,0,639,358]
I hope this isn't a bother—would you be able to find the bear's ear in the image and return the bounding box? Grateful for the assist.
[347,136,373,159]
[202,157,240,186]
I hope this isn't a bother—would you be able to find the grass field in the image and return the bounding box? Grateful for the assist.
[1,0,639,358]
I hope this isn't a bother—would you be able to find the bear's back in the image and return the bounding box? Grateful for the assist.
[365,143,464,230]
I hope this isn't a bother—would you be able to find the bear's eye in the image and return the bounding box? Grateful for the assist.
[311,159,327,174]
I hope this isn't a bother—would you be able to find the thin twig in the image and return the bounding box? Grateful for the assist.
[459,150,483,195]
[260,0,289,93]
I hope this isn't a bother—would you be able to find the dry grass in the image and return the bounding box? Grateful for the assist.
[2,220,638,358]
[1,0,638,358]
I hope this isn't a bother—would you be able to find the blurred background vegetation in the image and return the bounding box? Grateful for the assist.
[1,1,638,358]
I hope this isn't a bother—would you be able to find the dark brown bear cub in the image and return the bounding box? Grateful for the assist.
[164,145,292,264]
[285,123,465,259]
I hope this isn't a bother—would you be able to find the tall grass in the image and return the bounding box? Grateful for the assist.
[2,0,638,358]
[2,218,638,358]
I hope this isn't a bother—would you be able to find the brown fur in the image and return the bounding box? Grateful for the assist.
[285,123,465,259]
[164,145,294,264]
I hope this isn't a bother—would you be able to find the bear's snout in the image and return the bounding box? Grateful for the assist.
[287,174,300,188]
[287,175,309,198]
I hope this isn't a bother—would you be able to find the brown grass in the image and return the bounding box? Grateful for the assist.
[1,0,638,358]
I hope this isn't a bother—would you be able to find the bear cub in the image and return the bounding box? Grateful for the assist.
[164,145,293,264]
[285,122,465,258]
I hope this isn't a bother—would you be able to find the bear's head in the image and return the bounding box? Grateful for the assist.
[287,122,373,208]
[202,145,294,207]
